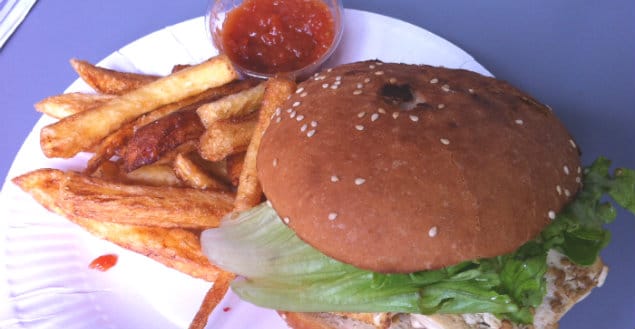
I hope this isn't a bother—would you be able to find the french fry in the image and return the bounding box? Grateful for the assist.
[84,79,258,174]
[226,152,245,187]
[35,92,115,119]
[11,168,222,282]
[55,170,234,229]
[125,163,183,187]
[188,271,235,329]
[234,78,296,211]
[122,109,204,172]
[70,58,160,95]
[196,82,265,128]
[41,55,238,159]
[173,153,230,191]
[198,112,258,162]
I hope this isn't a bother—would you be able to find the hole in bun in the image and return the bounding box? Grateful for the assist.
[380,83,428,111]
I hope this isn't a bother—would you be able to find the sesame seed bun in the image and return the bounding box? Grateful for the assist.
[257,61,581,273]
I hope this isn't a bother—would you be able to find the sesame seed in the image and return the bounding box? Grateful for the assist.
[389,77,397,84]
[275,117,281,123]
[326,68,333,72]
[577,166,581,174]
[376,62,383,66]
[378,107,386,114]
[283,217,290,224]
[575,176,581,183]
[335,75,342,81]
[290,111,296,118]
[328,212,338,220]
[371,113,379,121]
[409,114,419,122]
[556,185,562,195]
[440,138,450,145]
[355,125,364,131]
[363,78,371,83]
[307,129,316,138]
[333,80,341,85]
[515,119,524,125]
[564,165,570,175]
[330,84,339,90]
[357,111,366,118]
[437,104,445,109]
[322,83,329,88]
[430,78,438,84]
[564,189,571,197]
[295,87,304,94]
[354,178,366,185]
[286,108,293,113]
[441,84,451,92]
[369,64,376,69]
[428,226,438,238]
[548,210,556,220]
[468,88,475,94]
[546,104,553,111]
[300,92,308,97]
[374,71,384,75]
[330,175,339,182]
[292,101,301,107]
[296,114,304,121]
[569,139,577,148]
[356,83,363,89]
[310,120,318,127]
[300,123,308,132]
[353,90,363,95]
[392,112,400,119]
[274,108,281,116]
[273,158,278,167]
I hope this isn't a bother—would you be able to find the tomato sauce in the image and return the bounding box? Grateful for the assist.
[219,0,336,75]
[88,254,118,272]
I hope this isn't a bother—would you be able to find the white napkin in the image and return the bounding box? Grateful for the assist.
[0,0,37,49]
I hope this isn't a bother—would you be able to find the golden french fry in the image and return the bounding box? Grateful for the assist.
[125,163,183,187]
[196,82,265,128]
[198,112,258,162]
[188,271,235,329]
[41,55,238,159]
[35,92,115,119]
[56,170,234,229]
[70,59,160,95]
[84,79,258,174]
[234,78,296,211]
[122,110,204,172]
[11,168,222,282]
[173,153,230,191]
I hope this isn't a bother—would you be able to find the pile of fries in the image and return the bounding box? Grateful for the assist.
[13,54,296,329]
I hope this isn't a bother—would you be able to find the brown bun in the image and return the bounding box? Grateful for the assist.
[257,61,581,273]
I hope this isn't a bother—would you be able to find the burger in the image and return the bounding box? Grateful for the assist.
[201,61,634,328]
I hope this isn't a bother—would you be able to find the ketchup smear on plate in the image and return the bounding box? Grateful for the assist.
[219,0,335,75]
[89,254,118,272]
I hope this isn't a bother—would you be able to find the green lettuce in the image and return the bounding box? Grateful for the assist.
[201,157,634,324]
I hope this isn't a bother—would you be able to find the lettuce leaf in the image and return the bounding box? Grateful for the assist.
[201,157,634,324]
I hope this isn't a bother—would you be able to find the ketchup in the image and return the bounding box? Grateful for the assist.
[89,254,118,272]
[219,0,336,75]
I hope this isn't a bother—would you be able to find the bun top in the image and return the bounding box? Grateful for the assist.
[257,61,581,273]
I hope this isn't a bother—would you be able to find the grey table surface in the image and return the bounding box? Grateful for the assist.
[0,1,633,328]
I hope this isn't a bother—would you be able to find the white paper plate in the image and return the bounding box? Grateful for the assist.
[0,9,493,329]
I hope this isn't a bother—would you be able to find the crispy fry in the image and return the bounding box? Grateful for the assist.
[84,79,258,174]
[42,55,238,159]
[125,163,183,187]
[55,170,234,229]
[173,153,230,191]
[70,59,160,95]
[188,271,235,329]
[198,112,258,162]
[196,82,265,128]
[35,92,115,119]
[122,110,204,172]
[234,78,296,211]
[12,168,222,282]
[226,152,245,187]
